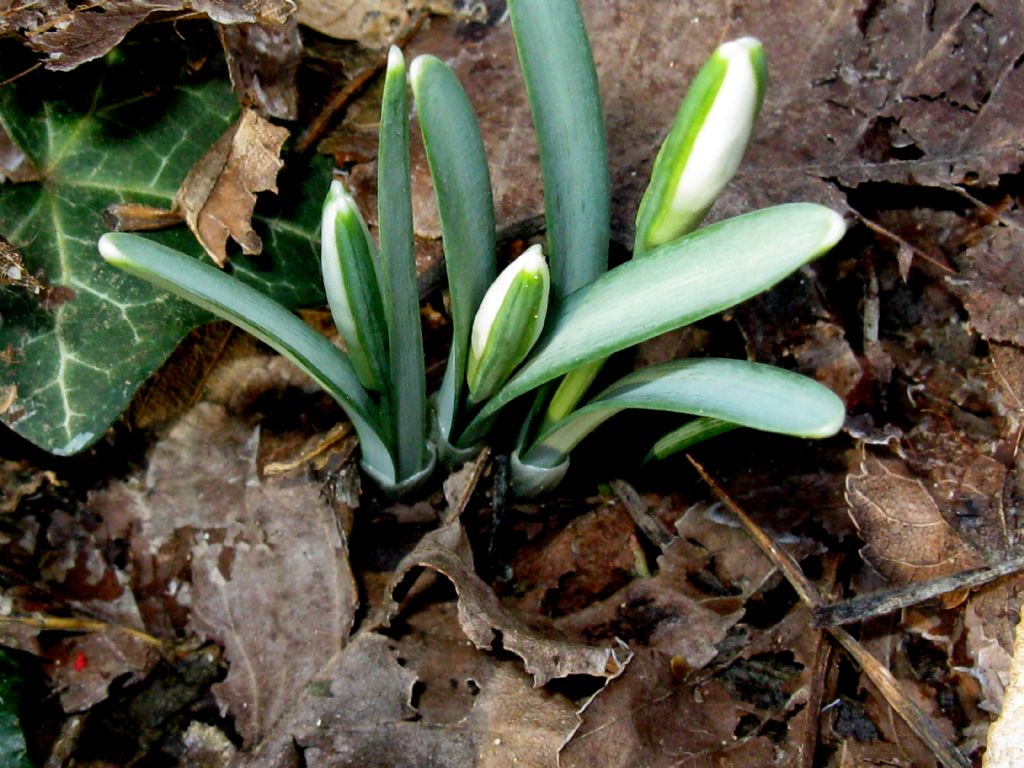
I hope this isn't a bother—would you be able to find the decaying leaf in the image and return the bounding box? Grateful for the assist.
[4,0,296,71]
[241,598,582,768]
[948,223,1024,347]
[176,108,290,266]
[219,20,301,120]
[86,402,359,745]
[561,648,767,768]
[847,455,988,584]
[0,241,41,293]
[374,521,627,687]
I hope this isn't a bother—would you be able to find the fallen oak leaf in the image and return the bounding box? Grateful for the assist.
[371,521,627,687]
[176,108,289,266]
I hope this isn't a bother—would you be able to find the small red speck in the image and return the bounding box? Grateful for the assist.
[72,652,88,672]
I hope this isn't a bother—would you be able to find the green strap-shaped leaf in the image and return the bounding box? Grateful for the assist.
[378,47,430,481]
[462,203,845,443]
[410,54,497,442]
[520,358,845,467]
[98,233,395,481]
[509,0,609,301]
[646,416,737,462]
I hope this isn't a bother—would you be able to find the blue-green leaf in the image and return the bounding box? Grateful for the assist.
[509,0,609,300]
[521,358,845,468]
[98,233,395,481]
[411,54,497,443]
[462,203,845,443]
[377,47,431,482]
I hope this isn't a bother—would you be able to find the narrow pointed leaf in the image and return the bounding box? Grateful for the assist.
[321,180,389,391]
[646,417,738,462]
[463,203,845,443]
[411,54,497,440]
[509,0,609,300]
[521,358,845,467]
[98,233,395,481]
[378,47,430,481]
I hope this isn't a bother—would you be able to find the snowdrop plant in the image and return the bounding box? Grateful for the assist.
[99,0,846,498]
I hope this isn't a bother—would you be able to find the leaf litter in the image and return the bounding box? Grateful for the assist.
[3,0,1024,765]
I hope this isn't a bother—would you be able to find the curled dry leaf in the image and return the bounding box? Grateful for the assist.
[176,109,289,266]
[241,599,581,768]
[846,455,988,584]
[373,522,627,687]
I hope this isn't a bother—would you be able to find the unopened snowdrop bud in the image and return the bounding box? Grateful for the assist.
[321,180,389,391]
[634,37,767,256]
[467,244,550,403]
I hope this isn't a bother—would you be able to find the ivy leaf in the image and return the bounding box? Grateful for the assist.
[0,38,329,455]
[0,650,31,768]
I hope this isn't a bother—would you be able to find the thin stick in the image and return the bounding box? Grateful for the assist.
[611,478,675,551]
[813,555,1024,627]
[1,613,164,649]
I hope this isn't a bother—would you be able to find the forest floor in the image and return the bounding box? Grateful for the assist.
[1,1,1023,766]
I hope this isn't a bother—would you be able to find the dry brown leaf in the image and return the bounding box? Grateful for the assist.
[560,648,769,768]
[373,521,627,687]
[6,0,295,71]
[846,455,988,583]
[948,223,1024,347]
[53,630,159,713]
[219,20,301,120]
[175,108,289,266]
[84,401,359,748]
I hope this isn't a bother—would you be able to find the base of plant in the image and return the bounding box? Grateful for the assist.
[362,445,438,499]
[510,449,570,498]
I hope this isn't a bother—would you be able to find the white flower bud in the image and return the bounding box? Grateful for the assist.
[467,244,550,403]
[635,37,767,255]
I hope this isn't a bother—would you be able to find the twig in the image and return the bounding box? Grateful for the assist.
[687,456,971,768]
[1,613,164,649]
[813,554,1024,627]
[847,206,957,275]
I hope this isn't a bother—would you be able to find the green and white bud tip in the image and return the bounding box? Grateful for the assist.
[321,179,388,391]
[635,36,767,255]
[467,244,550,404]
